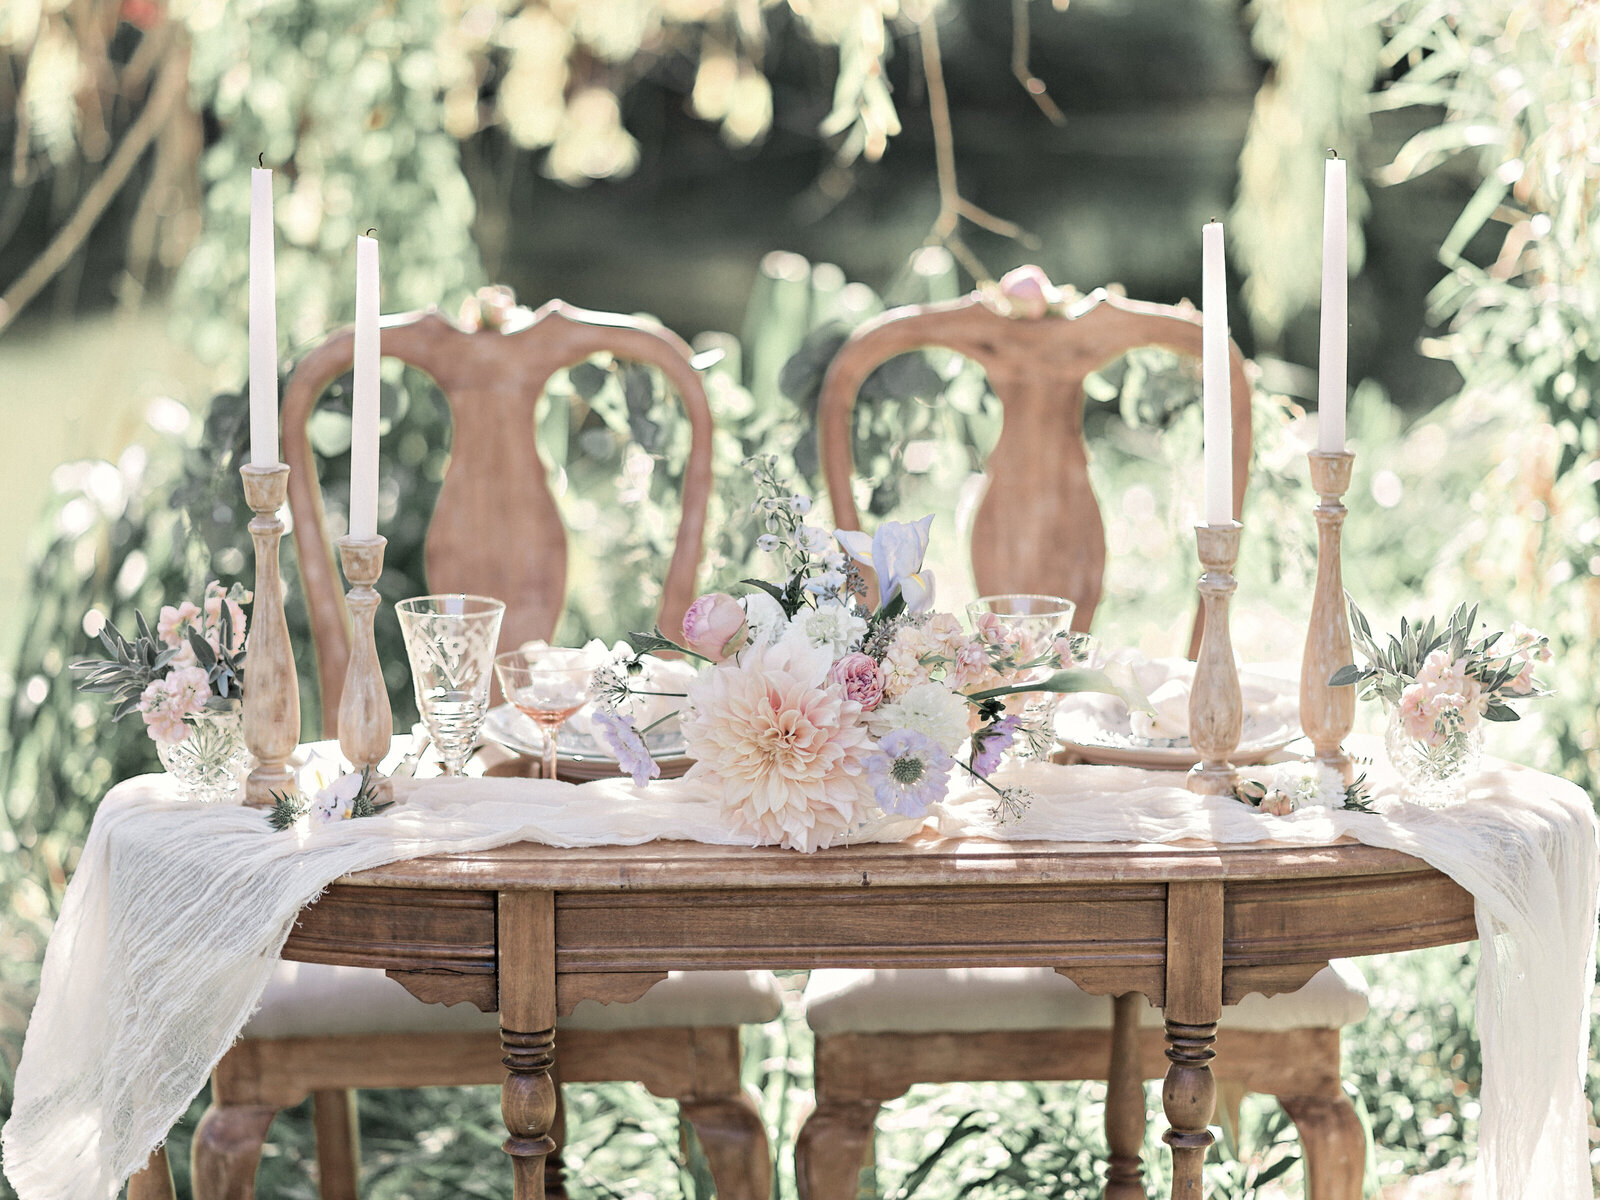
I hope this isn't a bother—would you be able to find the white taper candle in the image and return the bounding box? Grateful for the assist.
[248,167,278,467]
[349,234,380,540]
[1201,221,1232,526]
[1318,155,1349,452]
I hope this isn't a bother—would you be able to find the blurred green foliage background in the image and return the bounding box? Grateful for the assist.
[1,0,1597,1196]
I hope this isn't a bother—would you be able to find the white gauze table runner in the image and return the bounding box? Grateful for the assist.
[3,758,1595,1200]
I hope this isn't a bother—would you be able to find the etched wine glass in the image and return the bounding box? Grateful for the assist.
[494,647,594,782]
[395,594,506,776]
[966,594,1083,751]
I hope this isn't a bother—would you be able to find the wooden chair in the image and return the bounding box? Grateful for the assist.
[797,284,1367,1200]
[188,297,778,1200]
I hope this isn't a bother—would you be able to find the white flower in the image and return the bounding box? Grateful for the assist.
[796,602,867,658]
[1311,763,1347,808]
[1263,761,1346,811]
[869,681,972,754]
[797,524,832,553]
[311,772,365,824]
[739,590,789,648]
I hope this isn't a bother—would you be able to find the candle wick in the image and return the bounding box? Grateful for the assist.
[366,228,377,239]
[258,152,265,168]
[1326,147,1339,159]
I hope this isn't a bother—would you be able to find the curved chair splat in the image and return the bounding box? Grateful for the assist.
[817,290,1251,654]
[283,301,713,737]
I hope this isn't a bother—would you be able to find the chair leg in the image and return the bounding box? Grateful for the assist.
[544,1075,570,1200]
[192,1103,279,1200]
[127,1145,176,1200]
[794,1099,877,1200]
[680,1084,772,1200]
[311,1089,360,1200]
[1279,1092,1365,1200]
[1104,993,1147,1200]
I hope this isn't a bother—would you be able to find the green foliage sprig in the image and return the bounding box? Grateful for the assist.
[70,590,248,721]
[1331,598,1548,721]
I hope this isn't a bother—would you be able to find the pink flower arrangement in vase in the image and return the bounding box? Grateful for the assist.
[1330,601,1550,803]
[73,582,252,802]
[588,457,1142,851]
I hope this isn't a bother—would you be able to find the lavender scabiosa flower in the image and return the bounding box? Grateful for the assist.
[865,729,953,817]
[591,708,661,787]
[970,715,1022,777]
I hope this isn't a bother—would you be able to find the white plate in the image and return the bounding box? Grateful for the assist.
[482,703,689,766]
[1055,659,1300,769]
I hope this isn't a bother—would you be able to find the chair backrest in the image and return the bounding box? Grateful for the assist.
[817,286,1251,658]
[283,298,713,734]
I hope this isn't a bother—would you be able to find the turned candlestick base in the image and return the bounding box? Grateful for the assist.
[241,464,300,807]
[1187,522,1243,796]
[1300,451,1357,783]
[337,535,394,806]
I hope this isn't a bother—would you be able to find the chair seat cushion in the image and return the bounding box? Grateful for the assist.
[242,962,783,1039]
[803,961,1368,1036]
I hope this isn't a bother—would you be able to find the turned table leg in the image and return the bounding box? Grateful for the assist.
[1162,881,1223,1200]
[500,891,559,1200]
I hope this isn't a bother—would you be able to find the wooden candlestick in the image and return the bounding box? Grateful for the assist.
[1187,522,1243,796]
[337,535,394,804]
[241,464,300,807]
[1300,451,1356,782]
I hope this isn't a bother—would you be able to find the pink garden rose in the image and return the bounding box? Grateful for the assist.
[830,652,886,711]
[681,592,750,662]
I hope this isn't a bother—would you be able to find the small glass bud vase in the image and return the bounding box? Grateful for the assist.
[1382,706,1484,807]
[156,706,250,804]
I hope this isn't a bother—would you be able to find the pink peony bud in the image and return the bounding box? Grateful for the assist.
[829,652,886,711]
[681,593,749,662]
[998,265,1059,320]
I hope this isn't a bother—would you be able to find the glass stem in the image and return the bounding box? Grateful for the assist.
[542,727,559,782]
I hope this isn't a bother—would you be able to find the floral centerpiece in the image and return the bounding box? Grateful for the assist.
[1330,600,1550,798]
[72,582,252,802]
[588,457,1142,852]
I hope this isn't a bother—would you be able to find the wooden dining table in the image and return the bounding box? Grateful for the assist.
[279,831,1478,1200]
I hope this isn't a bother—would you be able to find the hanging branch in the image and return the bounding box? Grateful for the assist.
[918,10,1039,283]
[1012,0,1066,126]
[0,32,189,336]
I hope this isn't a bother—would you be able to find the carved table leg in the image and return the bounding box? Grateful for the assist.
[192,1103,279,1200]
[500,891,558,1199]
[1162,881,1223,1200]
[1105,992,1147,1200]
